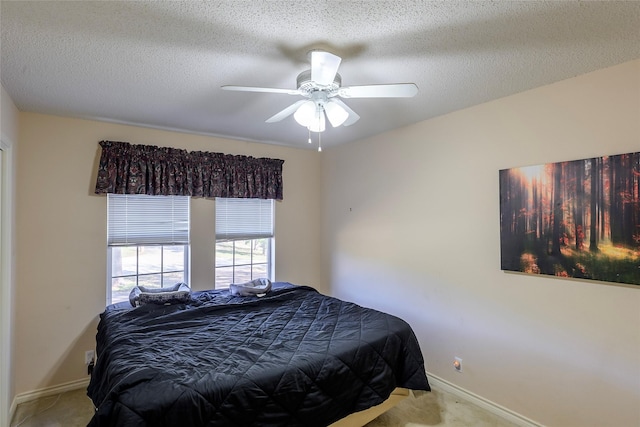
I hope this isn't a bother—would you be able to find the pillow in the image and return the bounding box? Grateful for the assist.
[229,278,272,296]
[129,282,191,307]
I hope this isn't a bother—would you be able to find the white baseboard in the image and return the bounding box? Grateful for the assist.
[427,372,543,427]
[9,378,90,423]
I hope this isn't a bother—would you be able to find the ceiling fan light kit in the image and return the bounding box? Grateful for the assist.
[222,50,418,150]
[323,100,349,127]
[295,101,326,132]
[293,100,315,126]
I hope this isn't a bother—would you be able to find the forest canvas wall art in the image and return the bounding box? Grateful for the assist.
[499,151,640,286]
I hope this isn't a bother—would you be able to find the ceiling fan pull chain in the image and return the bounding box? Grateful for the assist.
[318,129,322,152]
[308,127,312,144]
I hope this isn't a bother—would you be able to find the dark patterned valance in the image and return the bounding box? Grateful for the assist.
[94,140,284,200]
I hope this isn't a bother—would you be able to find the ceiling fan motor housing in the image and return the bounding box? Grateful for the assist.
[297,70,341,96]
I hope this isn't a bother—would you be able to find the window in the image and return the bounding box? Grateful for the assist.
[215,198,274,288]
[107,194,190,304]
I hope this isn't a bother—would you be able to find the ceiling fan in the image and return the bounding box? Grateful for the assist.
[221,50,418,134]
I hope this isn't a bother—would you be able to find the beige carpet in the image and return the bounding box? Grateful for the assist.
[11,386,520,427]
[365,388,519,427]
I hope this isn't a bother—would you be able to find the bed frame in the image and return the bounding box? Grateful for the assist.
[330,388,410,427]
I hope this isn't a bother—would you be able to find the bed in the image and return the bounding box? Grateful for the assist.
[87,282,430,426]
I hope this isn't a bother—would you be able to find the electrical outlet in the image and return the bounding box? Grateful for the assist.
[454,357,462,372]
[85,350,95,365]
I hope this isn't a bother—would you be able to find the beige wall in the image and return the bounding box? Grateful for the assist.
[322,59,640,427]
[14,114,322,394]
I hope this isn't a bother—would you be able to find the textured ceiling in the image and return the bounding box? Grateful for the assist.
[1,1,639,149]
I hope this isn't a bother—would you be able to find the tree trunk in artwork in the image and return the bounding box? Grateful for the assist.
[590,157,599,252]
[610,155,623,246]
[552,162,563,256]
[499,170,518,270]
[574,160,585,250]
[609,155,615,243]
[599,156,606,241]
[622,153,637,247]
[532,179,539,243]
[634,152,640,246]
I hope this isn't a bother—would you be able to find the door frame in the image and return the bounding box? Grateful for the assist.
[0,139,15,426]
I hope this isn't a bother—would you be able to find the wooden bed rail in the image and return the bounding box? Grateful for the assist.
[329,388,411,427]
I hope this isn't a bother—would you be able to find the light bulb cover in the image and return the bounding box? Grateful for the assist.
[293,101,316,127]
[324,100,349,127]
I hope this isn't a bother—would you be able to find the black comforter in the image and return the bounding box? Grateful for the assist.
[87,283,429,426]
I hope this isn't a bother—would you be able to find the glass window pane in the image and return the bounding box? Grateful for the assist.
[113,246,138,277]
[216,241,234,267]
[216,267,234,288]
[234,240,252,266]
[163,271,184,287]
[233,265,252,284]
[252,238,268,264]
[138,246,162,274]
[112,276,136,304]
[252,263,268,278]
[163,246,185,271]
[110,247,124,277]
[138,273,162,288]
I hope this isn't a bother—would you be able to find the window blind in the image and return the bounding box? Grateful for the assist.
[107,194,190,246]
[215,198,274,240]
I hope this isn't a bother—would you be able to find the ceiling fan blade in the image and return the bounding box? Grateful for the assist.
[265,100,308,123]
[310,51,342,86]
[338,83,418,98]
[330,98,360,126]
[222,85,301,95]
